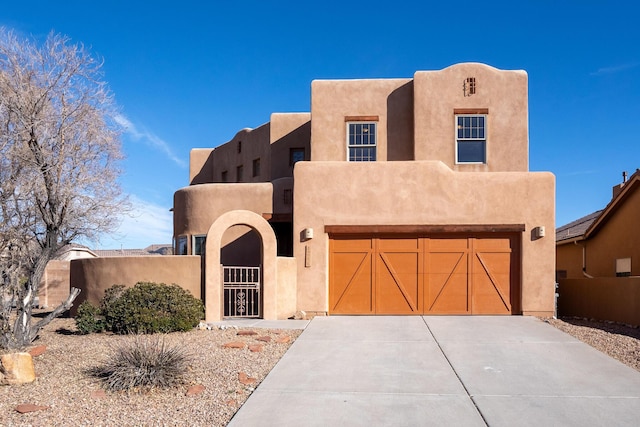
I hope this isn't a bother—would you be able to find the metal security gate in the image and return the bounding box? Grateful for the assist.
[223,266,261,318]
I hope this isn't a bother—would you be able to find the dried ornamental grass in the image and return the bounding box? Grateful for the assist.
[88,335,191,392]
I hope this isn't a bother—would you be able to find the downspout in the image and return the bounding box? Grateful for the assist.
[577,241,594,278]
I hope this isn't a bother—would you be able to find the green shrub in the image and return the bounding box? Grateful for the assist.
[103,282,204,334]
[89,336,190,391]
[75,301,105,334]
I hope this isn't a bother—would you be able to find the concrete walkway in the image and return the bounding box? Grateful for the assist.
[228,316,640,426]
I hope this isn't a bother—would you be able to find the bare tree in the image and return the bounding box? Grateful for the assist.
[0,29,128,350]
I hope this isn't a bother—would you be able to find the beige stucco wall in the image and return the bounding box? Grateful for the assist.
[173,183,273,253]
[190,148,214,184]
[414,63,528,172]
[276,256,297,317]
[69,256,202,315]
[270,113,311,179]
[39,260,71,308]
[310,78,414,162]
[293,161,555,316]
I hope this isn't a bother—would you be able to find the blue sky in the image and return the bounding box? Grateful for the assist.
[3,1,639,248]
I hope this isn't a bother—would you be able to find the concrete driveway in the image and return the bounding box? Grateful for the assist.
[227,316,640,426]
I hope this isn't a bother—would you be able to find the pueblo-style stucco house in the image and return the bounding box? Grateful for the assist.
[169,63,555,321]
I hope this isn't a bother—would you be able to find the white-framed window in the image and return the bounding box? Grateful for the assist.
[347,122,377,161]
[456,114,486,164]
[192,235,206,255]
[176,236,188,255]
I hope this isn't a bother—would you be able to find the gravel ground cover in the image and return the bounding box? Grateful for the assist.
[545,317,640,371]
[1,317,301,427]
[2,316,639,426]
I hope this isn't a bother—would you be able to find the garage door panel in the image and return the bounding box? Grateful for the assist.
[376,252,420,314]
[427,273,469,313]
[330,251,374,314]
[377,238,420,251]
[472,250,511,314]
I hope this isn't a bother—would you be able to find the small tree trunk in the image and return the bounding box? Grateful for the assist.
[10,246,52,350]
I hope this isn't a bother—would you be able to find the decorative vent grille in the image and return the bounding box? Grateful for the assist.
[464,77,476,96]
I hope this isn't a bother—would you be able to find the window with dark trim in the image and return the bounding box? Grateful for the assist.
[192,235,206,255]
[252,158,260,177]
[176,236,188,255]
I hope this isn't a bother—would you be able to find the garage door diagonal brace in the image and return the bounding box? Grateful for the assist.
[332,253,370,311]
[428,252,465,311]
[379,253,418,312]
[475,253,511,311]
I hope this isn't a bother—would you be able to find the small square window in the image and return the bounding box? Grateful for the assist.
[290,148,305,166]
[176,236,188,255]
[252,158,260,177]
[616,258,631,277]
[192,235,206,255]
[347,122,377,161]
[456,114,486,164]
[236,165,243,182]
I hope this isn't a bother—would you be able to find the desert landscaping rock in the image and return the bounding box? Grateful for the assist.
[186,384,206,396]
[248,344,263,352]
[15,404,50,414]
[256,336,272,342]
[1,352,36,385]
[237,330,258,336]
[90,389,107,399]
[28,345,47,357]
[238,372,256,385]
[275,335,291,344]
[222,341,246,349]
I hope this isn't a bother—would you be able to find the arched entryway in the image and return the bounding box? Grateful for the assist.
[204,210,278,322]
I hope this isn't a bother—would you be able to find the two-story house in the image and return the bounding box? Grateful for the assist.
[172,63,556,322]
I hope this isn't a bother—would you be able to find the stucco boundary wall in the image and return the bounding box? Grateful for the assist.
[69,256,203,316]
[39,260,70,308]
[558,278,640,326]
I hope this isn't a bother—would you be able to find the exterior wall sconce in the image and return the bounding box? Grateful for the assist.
[534,226,546,239]
[302,228,314,240]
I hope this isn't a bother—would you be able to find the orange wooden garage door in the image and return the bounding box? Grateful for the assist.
[329,235,517,315]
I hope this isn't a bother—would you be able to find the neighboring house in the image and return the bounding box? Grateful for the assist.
[40,244,171,308]
[556,170,640,280]
[171,62,555,321]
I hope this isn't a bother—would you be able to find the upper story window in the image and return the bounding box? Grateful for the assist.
[236,165,243,182]
[456,114,486,164]
[347,122,377,161]
[290,147,305,166]
[221,170,228,182]
[252,158,260,177]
